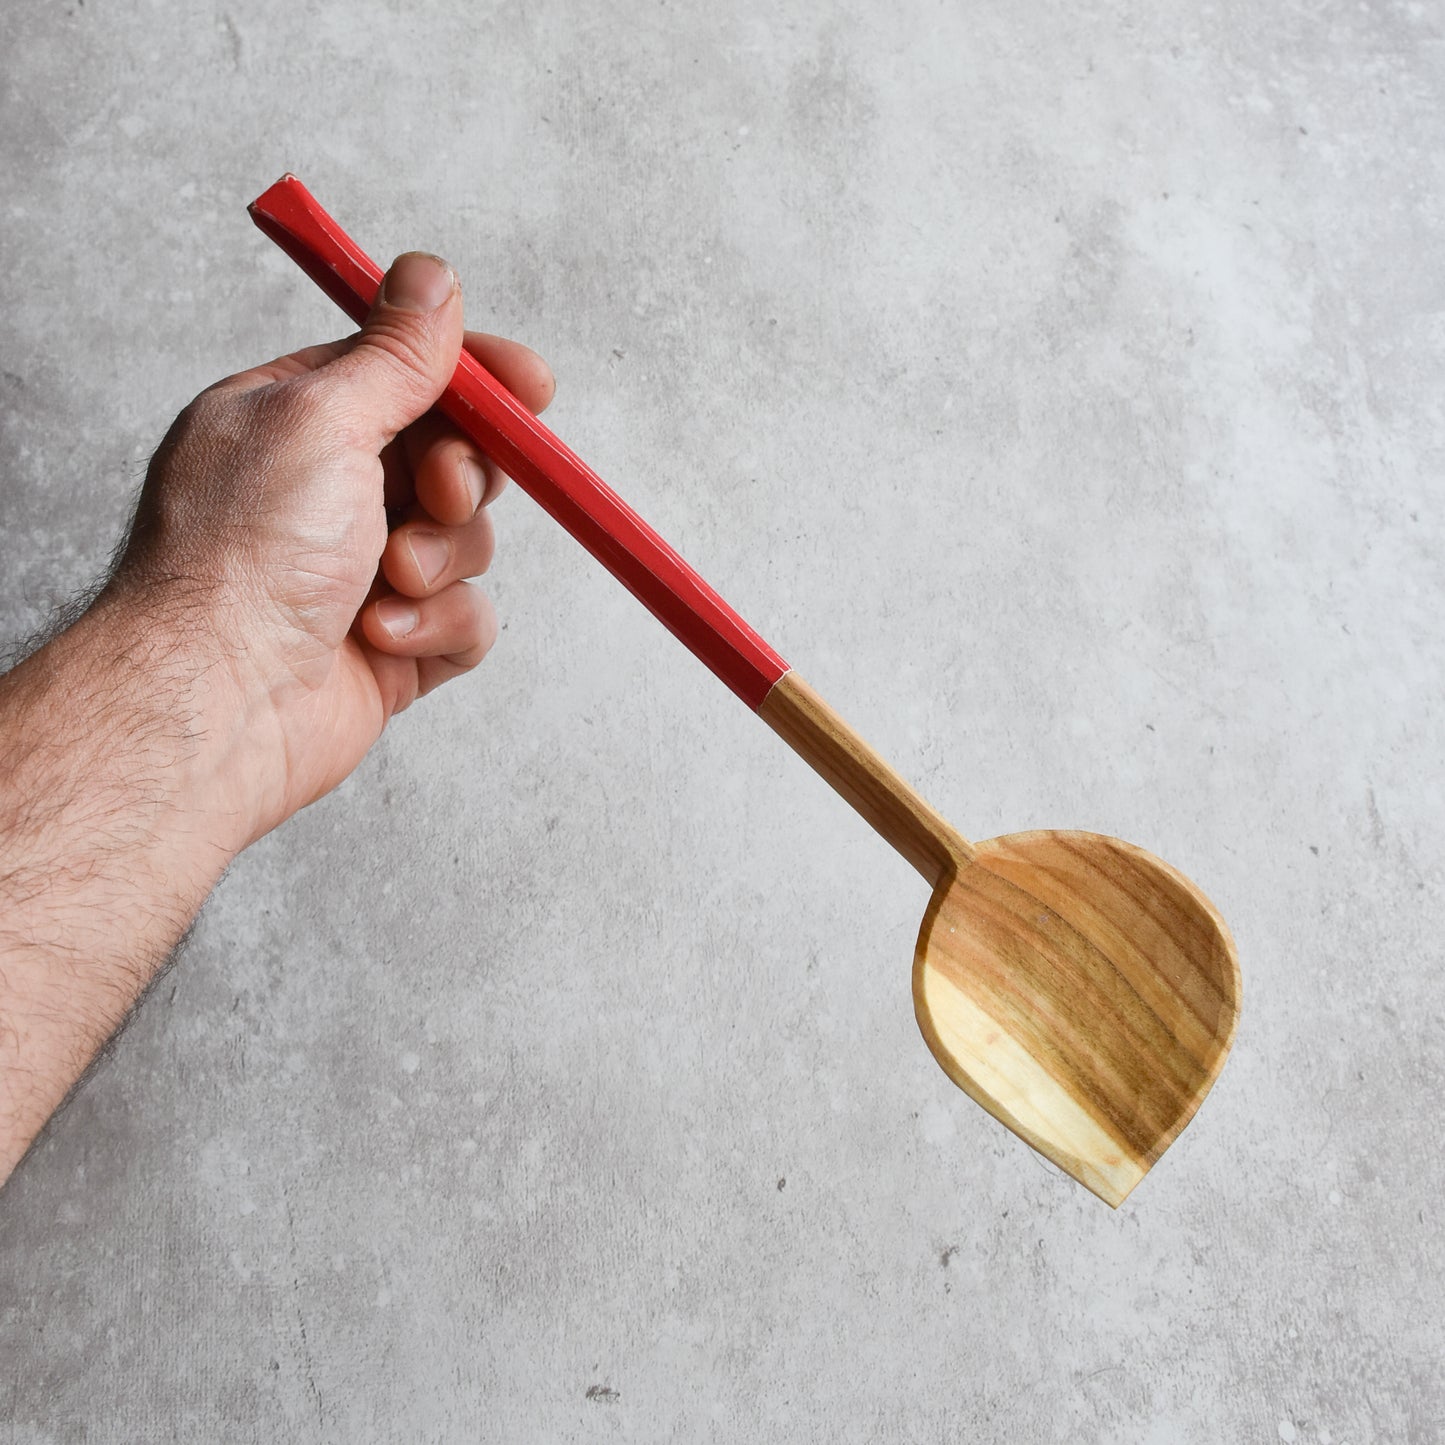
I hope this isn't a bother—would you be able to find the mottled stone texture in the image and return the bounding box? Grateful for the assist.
[1,1,1441,1440]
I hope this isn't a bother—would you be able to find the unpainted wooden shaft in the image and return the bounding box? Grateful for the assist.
[758,671,974,886]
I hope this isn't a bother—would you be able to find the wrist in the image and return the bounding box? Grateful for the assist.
[2,583,271,889]
[104,552,377,849]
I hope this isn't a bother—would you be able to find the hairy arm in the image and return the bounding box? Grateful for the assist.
[0,590,249,1175]
[0,251,554,1187]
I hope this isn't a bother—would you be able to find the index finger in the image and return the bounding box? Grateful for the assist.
[462,330,555,415]
[393,332,555,523]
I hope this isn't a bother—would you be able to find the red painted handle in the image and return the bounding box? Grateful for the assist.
[248,175,790,709]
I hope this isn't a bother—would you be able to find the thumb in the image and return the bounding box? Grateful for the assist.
[316,251,463,447]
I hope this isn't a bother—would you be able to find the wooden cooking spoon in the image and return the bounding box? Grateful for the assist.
[250,176,1240,1207]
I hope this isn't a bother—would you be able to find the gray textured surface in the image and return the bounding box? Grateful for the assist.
[2,1,1441,1440]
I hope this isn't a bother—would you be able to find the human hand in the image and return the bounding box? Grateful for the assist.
[109,250,554,848]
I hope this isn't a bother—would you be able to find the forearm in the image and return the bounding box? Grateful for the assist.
[0,588,255,1183]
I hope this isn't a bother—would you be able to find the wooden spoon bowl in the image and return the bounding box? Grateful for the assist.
[915,830,1239,1206]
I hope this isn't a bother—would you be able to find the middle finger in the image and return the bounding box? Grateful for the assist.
[402,412,502,526]
[381,503,496,598]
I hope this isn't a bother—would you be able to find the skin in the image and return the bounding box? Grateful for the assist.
[0,252,554,1187]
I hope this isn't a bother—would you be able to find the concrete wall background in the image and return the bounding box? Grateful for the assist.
[2,1,1441,1440]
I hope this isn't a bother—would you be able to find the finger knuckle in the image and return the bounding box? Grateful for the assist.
[158,388,236,459]
[450,640,488,671]
[360,323,438,391]
[255,376,333,433]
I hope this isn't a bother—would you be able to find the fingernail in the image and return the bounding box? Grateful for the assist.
[381,252,456,312]
[407,531,451,588]
[375,597,419,639]
[461,457,486,513]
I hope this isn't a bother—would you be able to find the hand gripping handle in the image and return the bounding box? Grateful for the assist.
[248,174,790,708]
